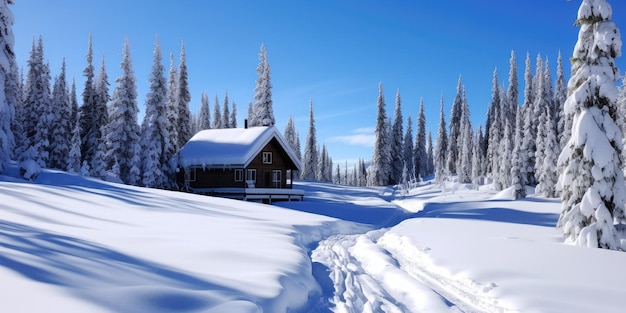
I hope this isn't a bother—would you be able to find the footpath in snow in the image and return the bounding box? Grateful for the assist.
[300,182,626,313]
[2,166,626,312]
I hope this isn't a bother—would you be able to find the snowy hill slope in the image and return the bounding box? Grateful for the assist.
[3,166,626,313]
[0,166,366,312]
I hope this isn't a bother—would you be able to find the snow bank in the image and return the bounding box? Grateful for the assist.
[390,195,626,313]
[0,168,358,312]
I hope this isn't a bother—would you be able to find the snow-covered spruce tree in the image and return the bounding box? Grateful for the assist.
[301,99,318,180]
[390,89,404,185]
[212,94,222,129]
[506,50,519,127]
[250,43,274,127]
[230,101,237,128]
[511,106,526,199]
[0,0,16,172]
[79,34,101,171]
[67,115,81,173]
[556,51,569,150]
[91,56,110,179]
[618,78,626,174]
[426,131,434,176]
[284,115,301,160]
[23,38,51,169]
[471,127,482,190]
[69,78,78,136]
[403,115,415,179]
[534,63,549,192]
[458,88,473,184]
[519,53,535,186]
[369,82,392,186]
[317,144,332,182]
[105,38,141,185]
[166,52,179,152]
[10,67,24,160]
[557,0,625,250]
[140,36,172,189]
[486,68,502,178]
[198,92,211,130]
[415,98,427,179]
[434,95,448,186]
[497,119,512,190]
[537,108,559,198]
[49,60,71,170]
[222,91,231,128]
[176,41,192,147]
[447,75,463,174]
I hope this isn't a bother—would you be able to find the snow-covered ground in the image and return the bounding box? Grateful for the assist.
[2,166,626,312]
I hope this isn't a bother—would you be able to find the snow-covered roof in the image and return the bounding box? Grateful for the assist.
[177,126,301,170]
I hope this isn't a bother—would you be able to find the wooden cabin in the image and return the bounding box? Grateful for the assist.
[174,126,303,202]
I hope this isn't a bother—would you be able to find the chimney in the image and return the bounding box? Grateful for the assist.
[244,119,248,129]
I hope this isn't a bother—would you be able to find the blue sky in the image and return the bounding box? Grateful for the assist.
[11,1,626,168]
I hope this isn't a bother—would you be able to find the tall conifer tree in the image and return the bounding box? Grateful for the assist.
[558,0,625,249]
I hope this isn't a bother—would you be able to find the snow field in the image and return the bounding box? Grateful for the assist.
[0,168,362,312]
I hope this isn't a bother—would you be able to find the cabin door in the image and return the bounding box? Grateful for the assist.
[263,171,271,188]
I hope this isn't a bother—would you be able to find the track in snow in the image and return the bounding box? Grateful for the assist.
[311,231,465,313]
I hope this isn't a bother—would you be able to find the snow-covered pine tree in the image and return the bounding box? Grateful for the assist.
[426,131,434,176]
[369,82,391,186]
[316,144,327,182]
[0,0,16,172]
[506,50,519,127]
[10,67,24,160]
[301,99,318,180]
[166,52,179,152]
[284,115,300,160]
[67,115,81,173]
[390,89,404,185]
[105,37,141,185]
[458,88,473,184]
[511,105,526,199]
[79,34,99,171]
[415,98,427,179]
[619,77,626,168]
[534,63,549,192]
[176,41,192,146]
[212,94,222,129]
[434,95,448,186]
[48,60,71,170]
[69,78,78,136]
[198,92,211,130]
[486,69,501,178]
[230,101,237,128]
[403,115,415,179]
[140,36,172,189]
[250,43,274,127]
[222,91,231,128]
[497,118,512,190]
[92,56,110,178]
[537,107,559,198]
[519,57,537,186]
[471,127,482,189]
[555,51,569,150]
[557,0,625,250]
[25,38,51,168]
[447,76,463,174]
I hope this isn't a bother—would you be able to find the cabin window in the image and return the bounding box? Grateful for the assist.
[262,152,273,164]
[186,168,197,182]
[234,169,244,182]
[272,170,282,188]
[247,169,257,181]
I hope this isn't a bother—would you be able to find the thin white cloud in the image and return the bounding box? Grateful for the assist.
[328,127,375,147]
